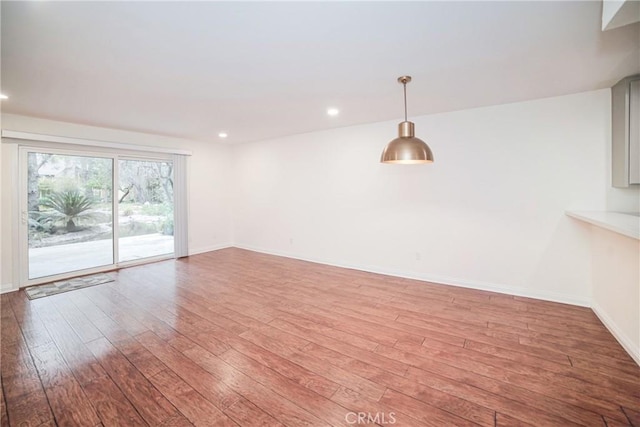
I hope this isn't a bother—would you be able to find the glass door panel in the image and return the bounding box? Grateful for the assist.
[118,159,174,262]
[27,152,114,279]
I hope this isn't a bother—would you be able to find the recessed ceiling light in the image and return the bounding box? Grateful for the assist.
[327,108,339,117]
[0,94,8,100]
[218,132,228,138]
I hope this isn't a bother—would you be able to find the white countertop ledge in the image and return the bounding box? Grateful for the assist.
[566,211,640,240]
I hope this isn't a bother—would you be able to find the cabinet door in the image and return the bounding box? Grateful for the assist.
[612,75,640,188]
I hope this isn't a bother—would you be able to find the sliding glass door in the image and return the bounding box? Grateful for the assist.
[22,147,174,284]
[118,159,174,262]
[27,152,114,279]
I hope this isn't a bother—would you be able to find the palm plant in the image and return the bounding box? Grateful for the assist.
[40,190,95,232]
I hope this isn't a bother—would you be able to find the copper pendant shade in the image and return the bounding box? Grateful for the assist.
[380,76,434,164]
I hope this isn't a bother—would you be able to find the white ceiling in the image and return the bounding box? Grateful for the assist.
[1,1,639,144]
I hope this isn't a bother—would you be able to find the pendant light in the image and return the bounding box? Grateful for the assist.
[380,76,434,164]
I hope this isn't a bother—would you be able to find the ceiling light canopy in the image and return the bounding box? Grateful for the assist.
[327,108,339,116]
[380,76,433,164]
[218,132,228,138]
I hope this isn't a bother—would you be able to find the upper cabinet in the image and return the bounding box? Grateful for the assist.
[612,74,640,188]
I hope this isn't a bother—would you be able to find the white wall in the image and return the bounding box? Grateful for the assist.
[233,89,638,307]
[1,114,234,291]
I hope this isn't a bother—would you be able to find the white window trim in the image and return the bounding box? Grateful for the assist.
[2,130,192,156]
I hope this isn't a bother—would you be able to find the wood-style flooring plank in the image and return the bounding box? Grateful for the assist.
[223,397,286,427]
[49,295,103,343]
[495,412,536,426]
[86,337,180,426]
[16,299,141,426]
[1,296,55,427]
[378,388,479,426]
[456,339,640,405]
[330,386,429,426]
[267,317,410,377]
[26,296,107,387]
[0,378,8,427]
[178,343,332,426]
[134,331,244,411]
[139,330,331,427]
[29,340,100,427]
[405,365,589,426]
[219,348,354,427]
[303,341,547,427]
[621,406,640,426]
[80,374,148,427]
[604,415,634,427]
[376,344,625,424]
[224,334,342,399]
[396,340,638,414]
[240,327,387,401]
[148,369,238,427]
[6,294,54,350]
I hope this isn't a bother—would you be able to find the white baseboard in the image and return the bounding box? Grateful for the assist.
[232,244,591,307]
[399,273,590,307]
[591,301,640,366]
[188,243,233,256]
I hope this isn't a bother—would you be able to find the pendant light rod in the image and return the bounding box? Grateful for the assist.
[398,75,411,122]
[403,82,407,121]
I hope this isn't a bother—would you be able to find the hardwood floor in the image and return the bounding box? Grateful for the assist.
[1,248,638,426]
